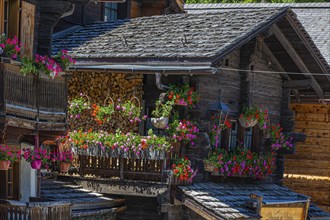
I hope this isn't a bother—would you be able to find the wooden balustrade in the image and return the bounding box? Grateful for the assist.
[1,63,67,122]
[79,155,171,182]
[0,200,71,220]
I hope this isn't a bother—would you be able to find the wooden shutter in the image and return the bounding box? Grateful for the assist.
[8,0,20,38]
[0,0,4,33]
[20,1,35,58]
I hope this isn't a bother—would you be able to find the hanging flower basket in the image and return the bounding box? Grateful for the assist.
[0,160,11,170]
[60,162,71,173]
[203,160,215,172]
[239,118,258,128]
[30,160,42,170]
[151,117,169,129]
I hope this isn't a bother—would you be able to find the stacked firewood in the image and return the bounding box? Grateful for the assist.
[67,72,144,133]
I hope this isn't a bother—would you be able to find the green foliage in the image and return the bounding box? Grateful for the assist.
[151,100,174,118]
[20,57,39,76]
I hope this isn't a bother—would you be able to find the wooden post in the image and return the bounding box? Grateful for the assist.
[120,158,124,180]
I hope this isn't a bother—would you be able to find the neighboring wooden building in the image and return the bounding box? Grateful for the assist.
[283,104,330,213]
[185,2,330,214]
[52,6,330,219]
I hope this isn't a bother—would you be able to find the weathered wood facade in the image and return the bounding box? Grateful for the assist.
[283,104,330,212]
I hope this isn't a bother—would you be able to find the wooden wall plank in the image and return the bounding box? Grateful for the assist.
[284,104,330,211]
[0,0,4,34]
[294,121,330,130]
[8,0,20,38]
[291,104,330,114]
[20,1,35,58]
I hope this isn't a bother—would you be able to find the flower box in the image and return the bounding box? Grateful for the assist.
[0,160,11,170]
[171,176,192,186]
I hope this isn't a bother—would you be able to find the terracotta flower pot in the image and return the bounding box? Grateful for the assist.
[30,160,42,170]
[0,160,11,170]
[60,162,71,173]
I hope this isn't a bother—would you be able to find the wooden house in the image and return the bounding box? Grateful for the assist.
[185,2,330,214]
[51,6,330,219]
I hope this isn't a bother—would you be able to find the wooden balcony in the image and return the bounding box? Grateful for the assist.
[0,62,67,140]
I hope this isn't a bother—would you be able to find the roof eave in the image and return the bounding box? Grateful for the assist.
[210,7,289,67]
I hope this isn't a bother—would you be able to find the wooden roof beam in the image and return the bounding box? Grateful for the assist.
[260,40,300,101]
[283,79,312,89]
[271,24,324,100]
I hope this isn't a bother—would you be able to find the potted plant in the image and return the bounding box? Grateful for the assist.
[239,106,260,128]
[168,119,199,146]
[119,97,142,123]
[270,124,294,151]
[22,148,50,170]
[58,150,74,173]
[171,156,197,185]
[151,100,174,129]
[91,97,115,125]
[0,34,20,60]
[53,49,76,72]
[203,150,220,172]
[167,84,199,107]
[68,93,91,119]
[0,145,21,170]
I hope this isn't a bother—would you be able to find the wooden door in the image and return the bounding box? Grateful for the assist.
[8,0,20,38]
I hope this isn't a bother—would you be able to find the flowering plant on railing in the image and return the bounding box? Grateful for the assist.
[67,129,173,159]
[0,145,21,162]
[20,55,62,78]
[209,114,232,148]
[171,156,197,182]
[0,34,20,59]
[270,124,293,151]
[214,148,275,179]
[167,84,199,107]
[91,103,114,125]
[168,119,199,145]
[53,49,76,71]
[68,94,90,119]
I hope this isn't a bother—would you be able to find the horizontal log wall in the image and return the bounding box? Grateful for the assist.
[67,72,143,132]
[283,104,330,212]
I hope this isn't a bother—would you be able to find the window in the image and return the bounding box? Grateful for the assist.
[228,121,238,150]
[104,3,117,21]
[244,127,253,149]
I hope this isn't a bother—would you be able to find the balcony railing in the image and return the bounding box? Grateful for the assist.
[1,63,67,123]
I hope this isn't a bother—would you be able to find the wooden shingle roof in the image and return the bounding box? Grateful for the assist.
[52,8,288,62]
[184,3,330,65]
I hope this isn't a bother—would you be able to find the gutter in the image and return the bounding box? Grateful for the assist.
[68,64,218,75]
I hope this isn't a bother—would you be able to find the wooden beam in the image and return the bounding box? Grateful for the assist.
[271,25,324,99]
[283,79,312,89]
[260,41,300,100]
[286,14,330,82]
